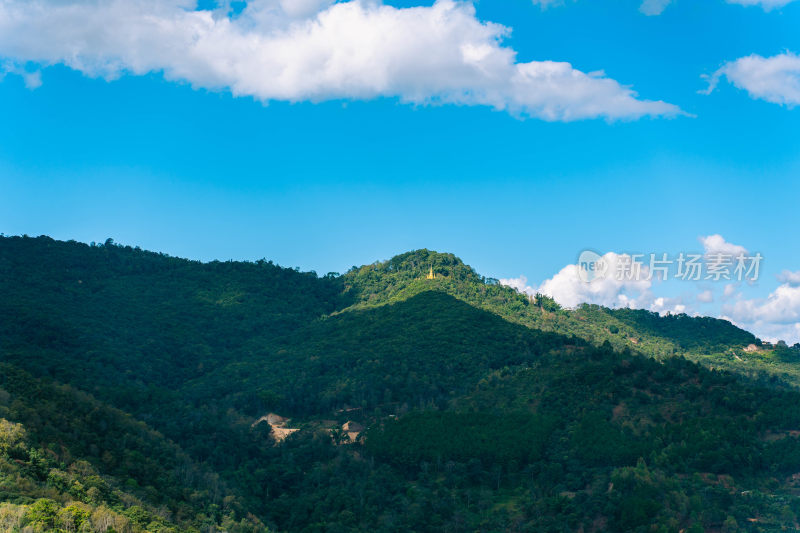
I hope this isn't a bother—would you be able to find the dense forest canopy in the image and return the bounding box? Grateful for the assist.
[2,235,800,532]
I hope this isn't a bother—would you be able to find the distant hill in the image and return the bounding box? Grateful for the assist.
[2,235,800,531]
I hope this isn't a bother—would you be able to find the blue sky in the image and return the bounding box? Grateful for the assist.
[1,0,799,341]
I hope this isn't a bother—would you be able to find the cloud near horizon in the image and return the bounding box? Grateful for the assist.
[500,252,667,311]
[723,269,800,344]
[702,52,800,106]
[500,235,800,344]
[0,0,682,121]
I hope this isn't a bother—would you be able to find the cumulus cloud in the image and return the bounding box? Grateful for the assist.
[537,253,654,309]
[753,322,800,344]
[702,52,800,107]
[725,285,800,323]
[501,253,655,309]
[723,276,800,343]
[503,253,695,314]
[501,235,754,314]
[0,0,682,121]
[697,234,756,282]
[699,234,748,258]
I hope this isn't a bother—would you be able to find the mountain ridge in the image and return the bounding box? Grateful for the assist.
[1,236,790,386]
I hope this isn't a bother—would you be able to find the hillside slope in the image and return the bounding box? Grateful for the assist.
[0,235,342,413]
[2,236,800,531]
[0,363,267,532]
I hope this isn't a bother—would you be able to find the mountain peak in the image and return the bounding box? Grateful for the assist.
[357,249,470,276]
[341,249,491,308]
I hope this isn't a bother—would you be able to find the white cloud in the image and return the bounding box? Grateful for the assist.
[530,0,566,7]
[697,289,714,303]
[0,0,682,121]
[21,70,41,89]
[639,0,672,16]
[643,0,798,14]
[726,0,797,9]
[698,234,753,280]
[502,235,798,344]
[725,319,800,345]
[499,275,537,295]
[503,253,697,315]
[699,234,748,258]
[724,283,738,298]
[548,0,796,15]
[516,252,654,309]
[723,281,800,343]
[650,296,687,315]
[276,0,337,19]
[1,61,41,89]
[703,52,800,107]
[778,270,800,286]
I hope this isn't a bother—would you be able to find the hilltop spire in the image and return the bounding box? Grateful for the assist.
[426,265,436,280]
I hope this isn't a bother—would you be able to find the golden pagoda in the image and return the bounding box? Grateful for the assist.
[426,266,436,280]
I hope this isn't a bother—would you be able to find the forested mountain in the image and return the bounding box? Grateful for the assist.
[2,235,800,532]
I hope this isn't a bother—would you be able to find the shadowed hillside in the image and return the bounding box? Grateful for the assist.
[186,290,584,417]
